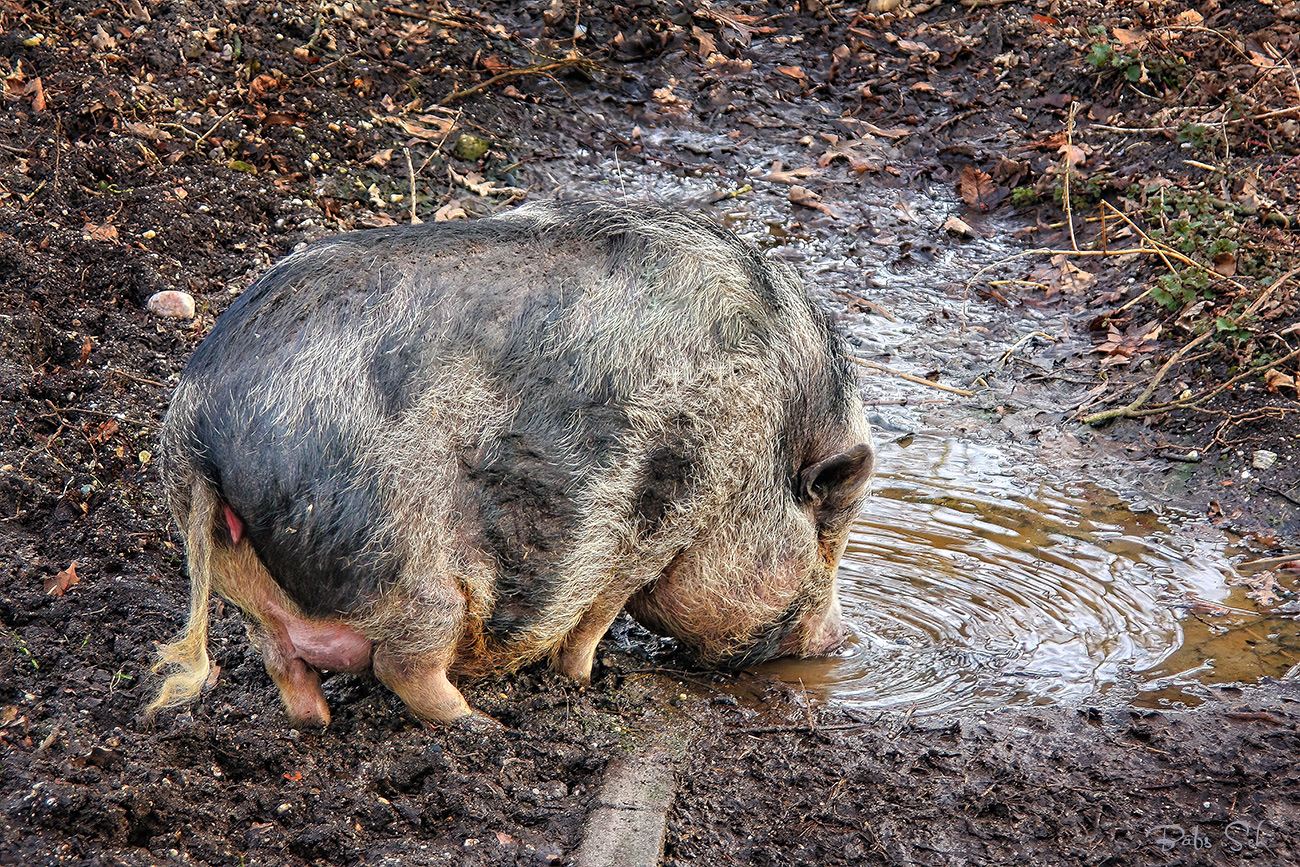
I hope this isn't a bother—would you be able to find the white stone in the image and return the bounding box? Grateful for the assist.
[1253,450,1279,470]
[147,290,195,319]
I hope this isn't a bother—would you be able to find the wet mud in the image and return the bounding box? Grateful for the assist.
[3,0,1299,865]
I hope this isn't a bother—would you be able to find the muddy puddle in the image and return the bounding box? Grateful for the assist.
[549,132,1300,716]
[765,435,1300,713]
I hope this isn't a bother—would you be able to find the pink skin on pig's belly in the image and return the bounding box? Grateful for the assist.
[262,591,374,674]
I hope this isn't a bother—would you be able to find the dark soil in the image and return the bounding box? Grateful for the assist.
[2,0,1299,865]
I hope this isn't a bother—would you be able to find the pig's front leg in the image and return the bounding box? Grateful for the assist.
[372,646,472,723]
[552,595,629,684]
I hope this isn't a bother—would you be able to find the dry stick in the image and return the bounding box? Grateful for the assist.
[1130,345,1300,419]
[437,57,591,107]
[404,147,420,225]
[850,357,975,397]
[1101,200,1255,298]
[1064,102,1081,253]
[839,290,898,321]
[1080,267,1300,425]
[998,330,1057,367]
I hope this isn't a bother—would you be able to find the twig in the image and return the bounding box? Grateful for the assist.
[1237,554,1300,573]
[1064,102,1080,252]
[997,330,1057,367]
[1080,267,1300,424]
[106,368,169,388]
[850,358,975,396]
[838,290,897,321]
[404,147,420,224]
[194,109,236,149]
[437,57,593,107]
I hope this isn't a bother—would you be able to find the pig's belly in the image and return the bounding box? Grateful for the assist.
[277,605,373,674]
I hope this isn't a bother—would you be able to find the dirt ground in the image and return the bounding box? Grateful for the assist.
[2,0,1299,864]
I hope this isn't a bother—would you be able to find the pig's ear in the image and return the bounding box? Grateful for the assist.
[799,443,874,516]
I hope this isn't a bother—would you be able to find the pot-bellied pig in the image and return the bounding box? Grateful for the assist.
[148,200,874,727]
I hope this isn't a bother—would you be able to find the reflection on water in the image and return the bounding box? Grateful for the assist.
[761,435,1300,714]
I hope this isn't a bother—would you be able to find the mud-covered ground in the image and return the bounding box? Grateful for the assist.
[3,0,1299,864]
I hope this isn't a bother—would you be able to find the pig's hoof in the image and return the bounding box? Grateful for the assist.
[452,711,505,732]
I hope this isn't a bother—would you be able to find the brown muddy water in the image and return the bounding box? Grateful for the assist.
[766,435,1300,714]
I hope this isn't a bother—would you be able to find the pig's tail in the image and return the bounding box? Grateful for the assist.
[145,478,217,718]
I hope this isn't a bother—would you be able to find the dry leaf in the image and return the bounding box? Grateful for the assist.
[1174,10,1203,26]
[1058,144,1087,167]
[28,77,46,111]
[434,200,467,222]
[1233,571,1283,607]
[777,66,806,81]
[1264,369,1296,394]
[692,26,717,58]
[759,160,817,185]
[248,74,279,102]
[1212,251,1237,277]
[44,561,80,597]
[84,223,119,242]
[1111,28,1146,47]
[788,185,840,218]
[366,149,395,168]
[958,166,1006,212]
[942,215,976,237]
[92,23,118,52]
[840,118,912,139]
[817,139,879,172]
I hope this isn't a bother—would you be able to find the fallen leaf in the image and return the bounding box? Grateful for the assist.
[777,65,807,81]
[126,121,172,142]
[1264,369,1295,394]
[27,77,46,111]
[758,160,817,185]
[1232,571,1282,607]
[1174,10,1203,26]
[366,149,395,168]
[1058,143,1087,167]
[479,54,510,75]
[839,117,912,139]
[1112,28,1146,47]
[388,113,456,141]
[692,26,717,58]
[788,185,840,218]
[92,23,117,52]
[958,166,1006,212]
[435,200,467,222]
[1212,251,1236,277]
[248,74,279,102]
[942,215,976,237]
[817,139,879,172]
[83,223,119,242]
[44,561,80,597]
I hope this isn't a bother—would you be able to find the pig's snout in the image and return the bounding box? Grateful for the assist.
[788,588,846,658]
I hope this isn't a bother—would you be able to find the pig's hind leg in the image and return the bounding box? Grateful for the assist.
[218,544,335,727]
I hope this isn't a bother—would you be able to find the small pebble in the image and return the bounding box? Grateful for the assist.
[147,290,195,319]
[1253,449,1278,470]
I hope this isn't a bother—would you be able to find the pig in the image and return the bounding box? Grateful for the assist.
[148,200,874,727]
